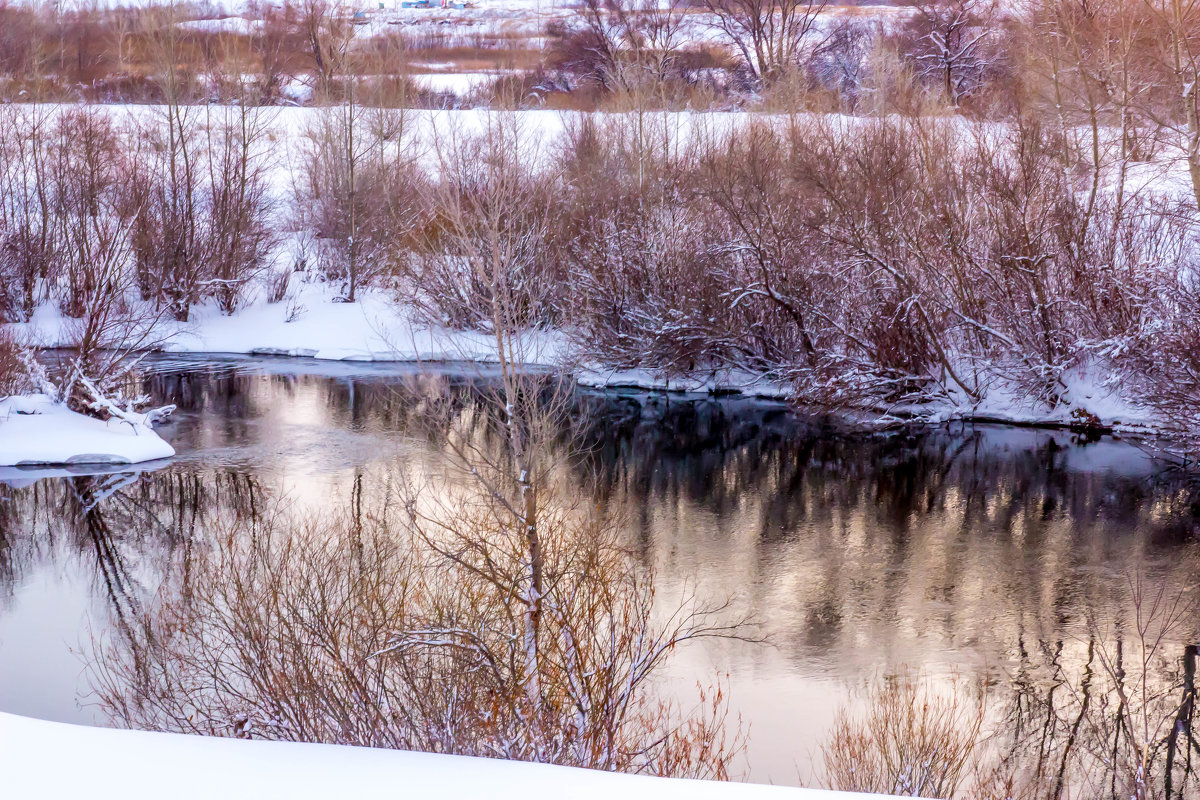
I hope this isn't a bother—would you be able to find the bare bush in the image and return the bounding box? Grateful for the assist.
[0,104,172,418]
[551,113,735,374]
[0,329,32,397]
[202,103,279,313]
[406,112,560,329]
[821,672,987,798]
[126,100,276,318]
[296,102,422,302]
[0,105,48,322]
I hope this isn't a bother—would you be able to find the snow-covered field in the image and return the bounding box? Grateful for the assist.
[411,71,511,96]
[0,712,890,800]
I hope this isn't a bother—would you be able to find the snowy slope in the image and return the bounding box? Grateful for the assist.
[0,712,894,800]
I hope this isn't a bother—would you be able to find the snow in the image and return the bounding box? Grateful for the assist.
[0,712,890,800]
[577,366,793,400]
[12,283,566,365]
[7,283,1167,435]
[0,394,174,468]
[411,71,506,95]
[176,17,264,34]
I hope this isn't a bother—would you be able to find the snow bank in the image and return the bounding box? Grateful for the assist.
[176,17,264,34]
[578,366,793,400]
[0,713,888,800]
[0,395,174,467]
[13,283,567,366]
[7,283,1164,434]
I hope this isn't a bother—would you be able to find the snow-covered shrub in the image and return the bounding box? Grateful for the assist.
[553,114,736,372]
[552,112,1194,416]
[1123,265,1200,441]
[0,107,150,327]
[202,105,279,314]
[405,113,563,330]
[883,0,1004,110]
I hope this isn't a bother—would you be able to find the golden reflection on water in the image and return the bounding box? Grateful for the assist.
[1,363,1197,789]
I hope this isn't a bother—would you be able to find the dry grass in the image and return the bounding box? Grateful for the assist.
[0,329,30,397]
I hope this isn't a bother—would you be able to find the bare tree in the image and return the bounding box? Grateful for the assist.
[703,0,828,88]
[0,104,57,322]
[1136,0,1200,213]
[568,0,690,93]
[297,95,420,303]
[201,101,279,314]
[1025,0,1152,226]
[892,0,997,107]
[808,17,877,110]
[297,0,353,100]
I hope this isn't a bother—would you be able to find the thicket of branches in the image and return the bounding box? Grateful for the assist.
[0,103,274,323]
[0,100,273,417]
[385,109,1197,426]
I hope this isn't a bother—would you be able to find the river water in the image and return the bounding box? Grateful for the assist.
[1,355,1197,788]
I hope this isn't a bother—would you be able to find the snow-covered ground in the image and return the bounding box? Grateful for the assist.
[6,280,1164,435]
[0,395,174,468]
[0,712,890,800]
[411,71,509,96]
[12,283,566,364]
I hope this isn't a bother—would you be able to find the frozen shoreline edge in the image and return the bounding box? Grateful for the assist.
[130,346,1170,441]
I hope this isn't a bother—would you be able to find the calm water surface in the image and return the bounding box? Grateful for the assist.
[1,355,1198,785]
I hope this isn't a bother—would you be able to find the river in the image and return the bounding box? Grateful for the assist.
[1,354,1197,789]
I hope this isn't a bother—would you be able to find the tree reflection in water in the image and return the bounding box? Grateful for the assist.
[0,360,1197,791]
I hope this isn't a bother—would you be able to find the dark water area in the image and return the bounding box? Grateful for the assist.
[1,354,1198,787]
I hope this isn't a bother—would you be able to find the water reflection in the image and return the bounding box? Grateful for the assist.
[0,356,1197,791]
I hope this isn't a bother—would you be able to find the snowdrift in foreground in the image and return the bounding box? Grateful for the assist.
[0,713,888,800]
[0,395,174,467]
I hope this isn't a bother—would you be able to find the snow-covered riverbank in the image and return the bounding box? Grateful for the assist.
[1,102,1183,440]
[12,283,566,365]
[7,282,1165,437]
[0,712,888,800]
[0,395,174,467]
